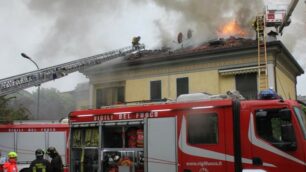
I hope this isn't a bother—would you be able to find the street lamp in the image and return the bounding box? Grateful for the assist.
[21,53,40,120]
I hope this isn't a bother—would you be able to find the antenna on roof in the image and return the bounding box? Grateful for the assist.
[177,32,184,48]
[187,29,192,39]
[177,32,183,44]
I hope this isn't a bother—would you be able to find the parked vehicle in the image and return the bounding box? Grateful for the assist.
[0,121,69,172]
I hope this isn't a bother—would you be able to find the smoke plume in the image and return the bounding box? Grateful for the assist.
[25,0,124,65]
[280,1,306,68]
[25,0,304,67]
[138,0,264,47]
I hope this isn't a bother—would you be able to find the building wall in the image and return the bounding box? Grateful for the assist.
[219,75,236,94]
[275,66,296,99]
[84,45,301,107]
[126,78,151,102]
[92,56,274,104]
[189,70,220,94]
[125,70,221,102]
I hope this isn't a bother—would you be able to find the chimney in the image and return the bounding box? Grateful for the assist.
[267,30,278,42]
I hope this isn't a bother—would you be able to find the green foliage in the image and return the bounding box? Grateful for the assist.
[31,88,76,120]
[0,96,29,123]
[302,104,306,114]
[1,88,76,121]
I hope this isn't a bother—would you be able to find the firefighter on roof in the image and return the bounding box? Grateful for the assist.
[3,152,18,172]
[132,36,141,49]
[29,149,51,172]
[46,147,63,172]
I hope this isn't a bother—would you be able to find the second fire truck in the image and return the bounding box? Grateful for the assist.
[0,121,69,172]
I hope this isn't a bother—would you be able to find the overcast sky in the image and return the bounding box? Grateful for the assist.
[0,0,305,95]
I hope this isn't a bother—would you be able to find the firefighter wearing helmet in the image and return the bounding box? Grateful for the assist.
[132,36,141,49]
[46,147,63,172]
[29,149,51,172]
[3,152,17,172]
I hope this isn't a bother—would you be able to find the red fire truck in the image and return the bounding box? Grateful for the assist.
[0,121,69,172]
[69,91,306,172]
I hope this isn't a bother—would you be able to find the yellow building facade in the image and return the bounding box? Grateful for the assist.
[82,40,303,108]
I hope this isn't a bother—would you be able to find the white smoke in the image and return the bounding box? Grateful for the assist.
[136,0,264,47]
[21,0,305,61]
[280,0,306,68]
[25,0,124,65]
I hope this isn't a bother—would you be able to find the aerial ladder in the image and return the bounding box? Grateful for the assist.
[254,0,299,91]
[278,0,299,34]
[0,44,145,97]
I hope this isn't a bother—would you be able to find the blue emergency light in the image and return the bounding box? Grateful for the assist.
[258,89,280,100]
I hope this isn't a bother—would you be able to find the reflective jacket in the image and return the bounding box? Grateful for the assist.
[30,158,51,172]
[3,161,17,172]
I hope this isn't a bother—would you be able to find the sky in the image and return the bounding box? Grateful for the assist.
[0,0,305,95]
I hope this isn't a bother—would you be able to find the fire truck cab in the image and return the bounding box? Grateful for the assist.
[69,91,306,172]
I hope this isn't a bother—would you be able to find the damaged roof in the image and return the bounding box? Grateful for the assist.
[83,37,304,76]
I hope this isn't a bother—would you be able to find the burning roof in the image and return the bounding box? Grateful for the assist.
[126,37,257,61]
[83,18,303,76]
[82,37,303,80]
[122,38,303,76]
[217,19,248,38]
[126,19,257,61]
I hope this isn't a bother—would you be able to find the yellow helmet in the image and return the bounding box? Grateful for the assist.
[8,151,17,158]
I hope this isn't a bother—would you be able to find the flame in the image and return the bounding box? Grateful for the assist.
[217,19,248,38]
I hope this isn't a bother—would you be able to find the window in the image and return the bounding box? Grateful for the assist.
[235,73,257,99]
[255,109,295,144]
[96,86,125,108]
[150,80,161,100]
[187,113,218,144]
[177,77,189,97]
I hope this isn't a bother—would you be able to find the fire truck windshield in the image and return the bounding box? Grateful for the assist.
[294,107,306,139]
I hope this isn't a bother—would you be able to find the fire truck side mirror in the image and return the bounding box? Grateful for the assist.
[279,109,291,121]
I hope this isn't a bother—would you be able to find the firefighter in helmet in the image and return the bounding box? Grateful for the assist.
[29,149,51,172]
[132,36,141,49]
[3,152,18,172]
[46,147,63,172]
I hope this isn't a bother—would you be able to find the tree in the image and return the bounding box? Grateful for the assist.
[0,96,29,123]
[302,104,306,114]
[1,88,76,120]
[30,88,76,120]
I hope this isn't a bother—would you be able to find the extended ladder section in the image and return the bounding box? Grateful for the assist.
[278,0,299,34]
[0,44,145,96]
[255,16,269,91]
